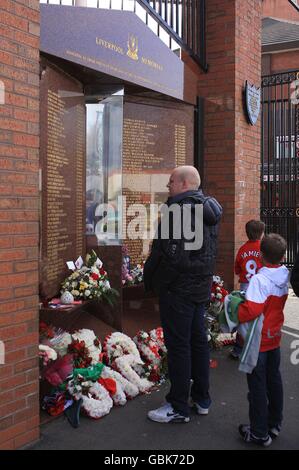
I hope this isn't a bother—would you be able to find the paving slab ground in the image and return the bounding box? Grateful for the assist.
[30,298,299,451]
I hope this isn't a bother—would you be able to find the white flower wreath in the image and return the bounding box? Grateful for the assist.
[101,366,139,404]
[149,327,167,354]
[133,331,161,367]
[68,380,113,419]
[103,332,154,393]
[104,332,140,365]
[82,382,113,419]
[102,365,139,400]
[114,354,153,393]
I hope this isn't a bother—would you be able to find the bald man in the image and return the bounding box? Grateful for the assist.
[144,165,222,423]
[167,166,201,198]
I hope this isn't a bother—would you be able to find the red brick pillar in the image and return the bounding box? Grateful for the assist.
[197,0,262,289]
[0,0,40,449]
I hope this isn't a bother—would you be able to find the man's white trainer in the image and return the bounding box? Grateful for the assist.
[147,403,190,423]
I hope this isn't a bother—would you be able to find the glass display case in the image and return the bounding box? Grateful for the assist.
[86,93,123,245]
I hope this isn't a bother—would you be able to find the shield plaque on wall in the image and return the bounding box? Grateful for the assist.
[245,81,261,126]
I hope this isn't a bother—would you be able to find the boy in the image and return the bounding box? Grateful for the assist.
[238,233,289,447]
[231,220,265,359]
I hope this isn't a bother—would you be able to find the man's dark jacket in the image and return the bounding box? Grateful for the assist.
[291,252,299,297]
[143,189,222,304]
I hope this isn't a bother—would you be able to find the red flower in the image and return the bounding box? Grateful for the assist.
[68,339,92,369]
[210,282,228,304]
[149,372,160,383]
[91,273,99,281]
[100,268,106,276]
[40,321,55,339]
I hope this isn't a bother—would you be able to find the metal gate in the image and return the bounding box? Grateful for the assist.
[261,71,299,267]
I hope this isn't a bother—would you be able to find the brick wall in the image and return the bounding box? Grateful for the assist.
[262,0,299,77]
[262,0,299,20]
[0,0,40,450]
[184,0,262,289]
[263,50,299,74]
[234,0,262,282]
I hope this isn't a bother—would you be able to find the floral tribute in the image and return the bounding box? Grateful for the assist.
[129,263,144,285]
[103,332,154,393]
[39,345,57,366]
[206,275,235,349]
[103,332,141,364]
[42,392,73,417]
[121,246,144,286]
[70,329,102,366]
[80,382,113,419]
[101,365,138,401]
[121,245,133,286]
[133,327,167,383]
[61,250,118,305]
[210,276,229,315]
[43,354,74,387]
[67,340,93,369]
[68,377,113,420]
[39,322,167,423]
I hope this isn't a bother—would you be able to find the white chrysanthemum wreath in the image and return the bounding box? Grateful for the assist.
[68,379,113,419]
[101,366,139,402]
[103,332,154,393]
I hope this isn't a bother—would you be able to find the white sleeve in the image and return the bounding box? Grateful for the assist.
[245,274,268,304]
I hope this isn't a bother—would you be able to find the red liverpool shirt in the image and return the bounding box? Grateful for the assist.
[235,240,262,284]
[238,265,289,351]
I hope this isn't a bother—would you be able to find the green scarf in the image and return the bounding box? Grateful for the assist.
[72,363,105,382]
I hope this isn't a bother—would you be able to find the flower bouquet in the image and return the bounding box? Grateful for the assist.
[206,275,229,349]
[130,262,144,285]
[209,275,228,315]
[39,345,57,366]
[61,250,119,306]
[122,246,134,286]
[42,391,73,417]
[121,246,144,286]
[69,328,102,366]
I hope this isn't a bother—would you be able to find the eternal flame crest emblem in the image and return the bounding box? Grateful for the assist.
[245,81,261,126]
[127,34,138,61]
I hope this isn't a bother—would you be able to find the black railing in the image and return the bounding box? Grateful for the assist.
[261,71,299,267]
[138,0,207,71]
[288,0,299,13]
[41,0,207,72]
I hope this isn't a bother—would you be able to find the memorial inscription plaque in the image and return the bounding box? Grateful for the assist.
[40,62,86,298]
[122,98,194,265]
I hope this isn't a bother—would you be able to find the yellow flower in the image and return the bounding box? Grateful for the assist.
[79,281,88,291]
